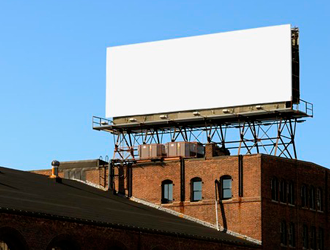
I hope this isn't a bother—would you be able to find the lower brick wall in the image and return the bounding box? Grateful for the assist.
[0,212,259,250]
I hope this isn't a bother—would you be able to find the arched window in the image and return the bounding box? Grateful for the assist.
[316,188,322,211]
[0,227,28,250]
[46,234,80,250]
[301,184,308,208]
[280,221,287,245]
[271,177,278,201]
[106,240,127,250]
[191,177,202,202]
[288,222,295,247]
[288,181,295,205]
[220,175,232,200]
[310,186,315,210]
[280,180,286,203]
[161,180,173,204]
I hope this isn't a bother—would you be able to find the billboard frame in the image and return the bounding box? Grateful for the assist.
[107,25,300,120]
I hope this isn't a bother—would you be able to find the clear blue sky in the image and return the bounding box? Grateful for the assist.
[0,0,329,170]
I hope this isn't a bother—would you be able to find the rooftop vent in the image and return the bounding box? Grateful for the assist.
[50,160,61,182]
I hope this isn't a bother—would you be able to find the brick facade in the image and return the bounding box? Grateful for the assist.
[131,155,262,241]
[116,154,329,249]
[260,155,329,249]
[0,212,258,250]
[31,154,330,249]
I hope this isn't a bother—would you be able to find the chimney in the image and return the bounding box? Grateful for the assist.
[50,160,61,182]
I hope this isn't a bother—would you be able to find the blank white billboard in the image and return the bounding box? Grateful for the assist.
[106,24,292,118]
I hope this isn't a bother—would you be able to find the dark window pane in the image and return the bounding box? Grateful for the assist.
[317,188,322,211]
[303,225,308,249]
[310,226,316,250]
[288,223,295,247]
[168,184,173,201]
[280,180,286,203]
[191,179,202,202]
[310,187,315,209]
[223,189,232,199]
[164,184,169,199]
[318,228,324,250]
[221,176,232,200]
[162,180,173,203]
[301,185,308,207]
[271,177,278,201]
[194,191,202,201]
[223,179,232,189]
[288,182,295,205]
[193,181,202,191]
[281,221,287,245]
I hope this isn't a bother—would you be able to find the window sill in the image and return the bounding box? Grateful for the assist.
[161,201,174,205]
[220,198,233,203]
[190,200,203,203]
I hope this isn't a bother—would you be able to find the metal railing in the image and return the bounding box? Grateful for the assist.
[293,99,313,117]
[92,116,113,128]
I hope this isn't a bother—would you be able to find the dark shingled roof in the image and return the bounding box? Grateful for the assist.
[0,166,258,247]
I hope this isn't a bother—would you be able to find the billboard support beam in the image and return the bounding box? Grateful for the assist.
[105,117,301,162]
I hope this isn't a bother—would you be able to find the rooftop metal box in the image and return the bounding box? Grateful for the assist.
[166,142,204,158]
[138,144,166,159]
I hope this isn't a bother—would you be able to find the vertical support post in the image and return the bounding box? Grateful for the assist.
[289,119,297,159]
[274,119,282,156]
[238,121,246,155]
[207,125,212,143]
[252,121,259,154]
[219,124,226,149]
[156,130,160,144]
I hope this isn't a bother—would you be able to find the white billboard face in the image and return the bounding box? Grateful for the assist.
[106,24,292,118]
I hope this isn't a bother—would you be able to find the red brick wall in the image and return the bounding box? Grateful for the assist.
[261,155,329,249]
[132,155,263,241]
[0,212,259,250]
[31,154,330,250]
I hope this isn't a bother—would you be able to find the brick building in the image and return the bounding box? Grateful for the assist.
[110,145,329,249]
[32,144,329,249]
[0,166,259,250]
